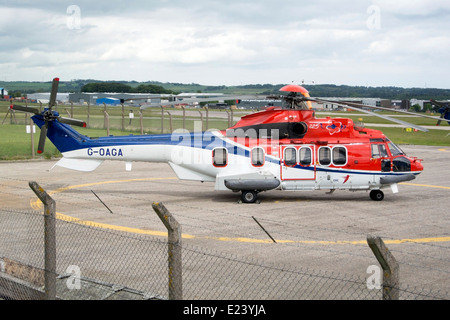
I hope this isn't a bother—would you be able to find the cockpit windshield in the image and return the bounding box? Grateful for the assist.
[387,139,405,156]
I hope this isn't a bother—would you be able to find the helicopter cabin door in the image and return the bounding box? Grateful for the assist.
[370,141,391,172]
[280,145,316,180]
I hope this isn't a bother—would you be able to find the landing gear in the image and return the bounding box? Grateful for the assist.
[241,190,258,203]
[370,190,384,201]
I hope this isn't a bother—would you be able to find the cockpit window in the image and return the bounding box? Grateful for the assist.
[379,144,388,157]
[371,144,388,158]
[388,142,405,156]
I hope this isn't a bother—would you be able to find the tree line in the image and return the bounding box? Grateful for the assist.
[3,80,450,100]
[81,82,175,94]
[250,84,450,100]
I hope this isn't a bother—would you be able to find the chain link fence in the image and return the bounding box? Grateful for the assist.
[1,204,448,300]
[2,101,244,134]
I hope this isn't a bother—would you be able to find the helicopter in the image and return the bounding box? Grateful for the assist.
[10,77,446,203]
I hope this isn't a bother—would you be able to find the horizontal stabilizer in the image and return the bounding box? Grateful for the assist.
[54,158,104,172]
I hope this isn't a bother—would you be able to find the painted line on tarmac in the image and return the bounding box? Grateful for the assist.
[400,182,450,190]
[30,178,450,245]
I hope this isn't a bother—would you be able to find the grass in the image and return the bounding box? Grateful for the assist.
[365,126,450,146]
[1,101,449,160]
[0,124,142,160]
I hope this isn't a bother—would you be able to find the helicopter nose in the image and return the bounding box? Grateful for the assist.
[411,158,424,172]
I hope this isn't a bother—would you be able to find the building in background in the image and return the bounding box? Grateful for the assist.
[0,88,8,99]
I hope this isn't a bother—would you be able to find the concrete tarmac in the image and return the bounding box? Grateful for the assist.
[1,144,449,297]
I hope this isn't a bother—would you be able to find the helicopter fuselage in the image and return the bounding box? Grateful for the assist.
[35,106,423,203]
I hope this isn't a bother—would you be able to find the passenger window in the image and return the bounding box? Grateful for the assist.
[388,141,405,156]
[213,148,227,167]
[284,147,297,166]
[251,147,265,167]
[318,147,331,166]
[299,147,312,166]
[332,147,347,166]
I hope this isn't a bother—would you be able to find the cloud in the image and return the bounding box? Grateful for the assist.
[0,0,449,88]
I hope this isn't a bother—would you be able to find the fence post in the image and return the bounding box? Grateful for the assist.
[181,106,186,129]
[104,111,110,136]
[87,102,90,128]
[198,110,204,131]
[165,111,173,133]
[152,202,182,300]
[30,117,35,158]
[139,110,144,135]
[367,235,399,300]
[121,103,125,131]
[103,102,107,129]
[203,106,209,130]
[161,106,164,133]
[29,181,56,300]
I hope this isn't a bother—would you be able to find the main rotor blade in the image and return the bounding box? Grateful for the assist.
[10,104,40,115]
[138,94,269,109]
[37,122,48,154]
[48,77,59,109]
[308,98,429,132]
[58,116,86,127]
[316,98,447,122]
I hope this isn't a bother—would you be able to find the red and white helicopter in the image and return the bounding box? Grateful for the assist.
[12,77,444,203]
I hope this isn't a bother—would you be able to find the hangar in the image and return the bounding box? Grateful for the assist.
[69,92,162,105]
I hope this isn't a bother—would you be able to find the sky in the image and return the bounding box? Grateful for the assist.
[1,0,450,88]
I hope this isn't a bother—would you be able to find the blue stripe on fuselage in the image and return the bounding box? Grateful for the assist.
[38,119,254,156]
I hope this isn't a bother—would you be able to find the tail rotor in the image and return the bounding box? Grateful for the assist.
[9,77,86,154]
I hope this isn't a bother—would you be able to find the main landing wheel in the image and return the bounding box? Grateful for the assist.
[241,190,258,203]
[370,190,384,201]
